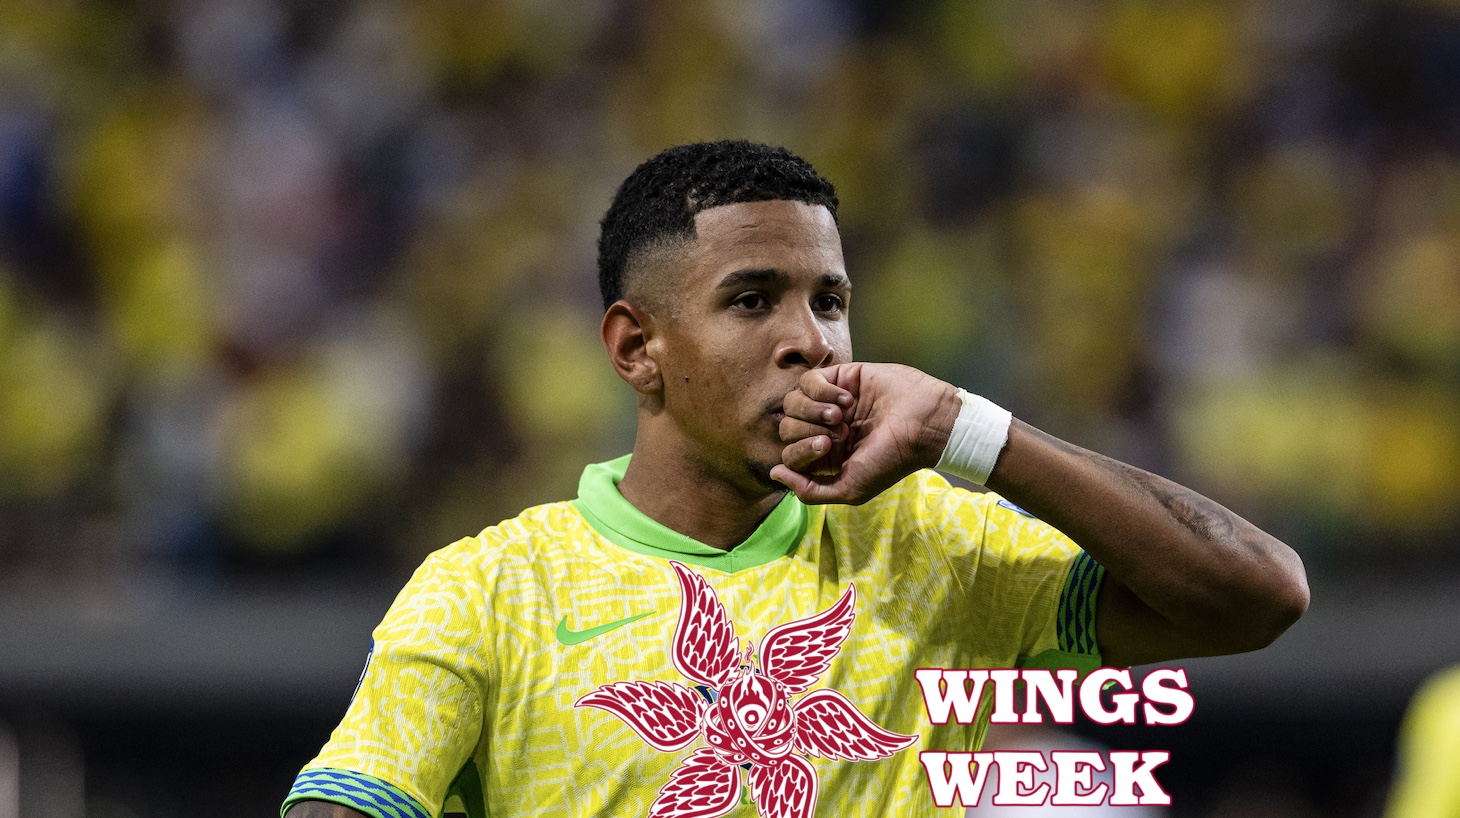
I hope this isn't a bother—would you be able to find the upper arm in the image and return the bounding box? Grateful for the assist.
[1095,573,1218,668]
[281,550,490,818]
[1095,555,1306,667]
[284,802,372,818]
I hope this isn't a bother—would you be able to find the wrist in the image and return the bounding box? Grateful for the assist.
[920,382,963,468]
[934,389,1013,486]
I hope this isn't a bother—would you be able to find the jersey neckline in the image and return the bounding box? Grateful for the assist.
[572,454,808,574]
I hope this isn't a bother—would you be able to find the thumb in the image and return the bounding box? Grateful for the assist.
[770,464,839,505]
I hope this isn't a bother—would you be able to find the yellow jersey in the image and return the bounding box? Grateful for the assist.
[282,455,1104,817]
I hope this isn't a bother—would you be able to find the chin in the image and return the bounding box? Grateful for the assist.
[745,459,784,493]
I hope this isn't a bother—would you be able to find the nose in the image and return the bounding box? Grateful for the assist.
[774,304,835,369]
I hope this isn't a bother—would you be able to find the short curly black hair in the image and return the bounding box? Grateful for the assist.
[597,140,839,310]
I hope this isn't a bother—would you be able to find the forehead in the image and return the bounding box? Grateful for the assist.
[683,200,845,286]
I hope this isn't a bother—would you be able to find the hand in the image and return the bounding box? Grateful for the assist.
[770,363,962,505]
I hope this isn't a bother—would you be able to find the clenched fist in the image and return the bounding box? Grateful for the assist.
[771,363,963,505]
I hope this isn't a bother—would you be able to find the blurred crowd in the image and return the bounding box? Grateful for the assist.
[2,0,1459,588]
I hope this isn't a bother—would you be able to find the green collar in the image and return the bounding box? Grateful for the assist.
[572,454,808,574]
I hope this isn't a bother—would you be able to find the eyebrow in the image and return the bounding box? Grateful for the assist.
[715,269,852,291]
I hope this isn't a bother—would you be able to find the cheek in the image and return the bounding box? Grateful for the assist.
[714,354,759,385]
[661,341,720,396]
[829,323,853,362]
[663,326,775,411]
[665,353,750,420]
[689,346,756,391]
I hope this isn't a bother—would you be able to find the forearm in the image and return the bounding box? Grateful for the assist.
[984,419,1310,661]
[771,366,1309,663]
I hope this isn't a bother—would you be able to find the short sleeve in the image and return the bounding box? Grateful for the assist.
[927,477,1106,673]
[282,549,489,818]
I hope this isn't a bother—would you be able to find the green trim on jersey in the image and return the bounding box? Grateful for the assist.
[281,768,430,818]
[1056,550,1105,658]
[1020,550,1104,674]
[1018,648,1101,675]
[573,454,808,573]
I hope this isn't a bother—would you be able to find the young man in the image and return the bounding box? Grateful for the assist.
[281,141,1308,818]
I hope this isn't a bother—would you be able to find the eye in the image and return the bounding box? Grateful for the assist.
[733,292,769,310]
[813,293,845,313]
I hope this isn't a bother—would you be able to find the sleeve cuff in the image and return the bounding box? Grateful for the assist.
[281,768,432,818]
[1056,550,1105,659]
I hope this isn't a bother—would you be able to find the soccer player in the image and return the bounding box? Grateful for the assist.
[1386,665,1460,817]
[280,141,1308,818]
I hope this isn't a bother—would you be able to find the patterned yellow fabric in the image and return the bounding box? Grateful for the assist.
[284,458,1101,818]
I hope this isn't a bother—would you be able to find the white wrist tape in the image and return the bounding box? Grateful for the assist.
[935,388,1013,486]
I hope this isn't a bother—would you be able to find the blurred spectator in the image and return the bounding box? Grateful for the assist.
[1386,665,1460,818]
[1,0,1458,588]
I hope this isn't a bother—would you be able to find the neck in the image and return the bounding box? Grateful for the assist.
[617,428,785,551]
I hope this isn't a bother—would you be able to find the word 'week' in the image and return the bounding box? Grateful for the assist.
[914,667,1193,808]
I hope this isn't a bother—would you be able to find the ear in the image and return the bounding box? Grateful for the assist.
[602,300,663,396]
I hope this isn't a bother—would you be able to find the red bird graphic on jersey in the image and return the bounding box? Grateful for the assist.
[574,561,916,818]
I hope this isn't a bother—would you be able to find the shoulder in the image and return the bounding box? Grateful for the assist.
[430,500,586,566]
[1409,665,1460,724]
[825,468,1000,529]
[384,501,589,608]
[374,501,588,635]
[815,470,999,566]
[823,469,1078,563]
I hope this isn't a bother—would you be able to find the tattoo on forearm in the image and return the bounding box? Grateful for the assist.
[1027,425,1250,548]
[1126,467,1238,544]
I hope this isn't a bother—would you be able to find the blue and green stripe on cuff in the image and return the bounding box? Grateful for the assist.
[1056,550,1105,657]
[281,768,431,818]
